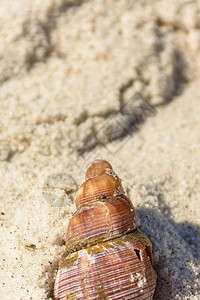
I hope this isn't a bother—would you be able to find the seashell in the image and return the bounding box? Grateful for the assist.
[54,160,157,299]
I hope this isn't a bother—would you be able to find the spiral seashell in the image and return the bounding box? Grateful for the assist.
[54,160,157,299]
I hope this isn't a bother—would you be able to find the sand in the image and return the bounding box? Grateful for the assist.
[0,0,199,299]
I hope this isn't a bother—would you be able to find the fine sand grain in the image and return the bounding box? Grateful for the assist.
[0,1,200,299]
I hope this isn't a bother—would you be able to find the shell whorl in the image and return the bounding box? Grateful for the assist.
[66,195,137,253]
[76,160,124,208]
[85,159,113,180]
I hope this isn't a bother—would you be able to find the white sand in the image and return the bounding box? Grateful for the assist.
[0,0,199,299]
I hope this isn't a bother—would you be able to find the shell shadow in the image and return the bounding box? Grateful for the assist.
[137,195,199,299]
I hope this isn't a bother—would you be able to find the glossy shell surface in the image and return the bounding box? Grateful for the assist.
[76,173,124,208]
[66,196,137,253]
[54,160,157,299]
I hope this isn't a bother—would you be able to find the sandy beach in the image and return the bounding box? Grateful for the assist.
[0,0,199,299]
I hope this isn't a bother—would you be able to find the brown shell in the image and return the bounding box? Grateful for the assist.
[76,173,124,208]
[54,230,156,299]
[85,159,113,180]
[54,160,157,300]
[66,196,137,253]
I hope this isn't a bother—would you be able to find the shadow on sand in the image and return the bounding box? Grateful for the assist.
[137,193,199,299]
